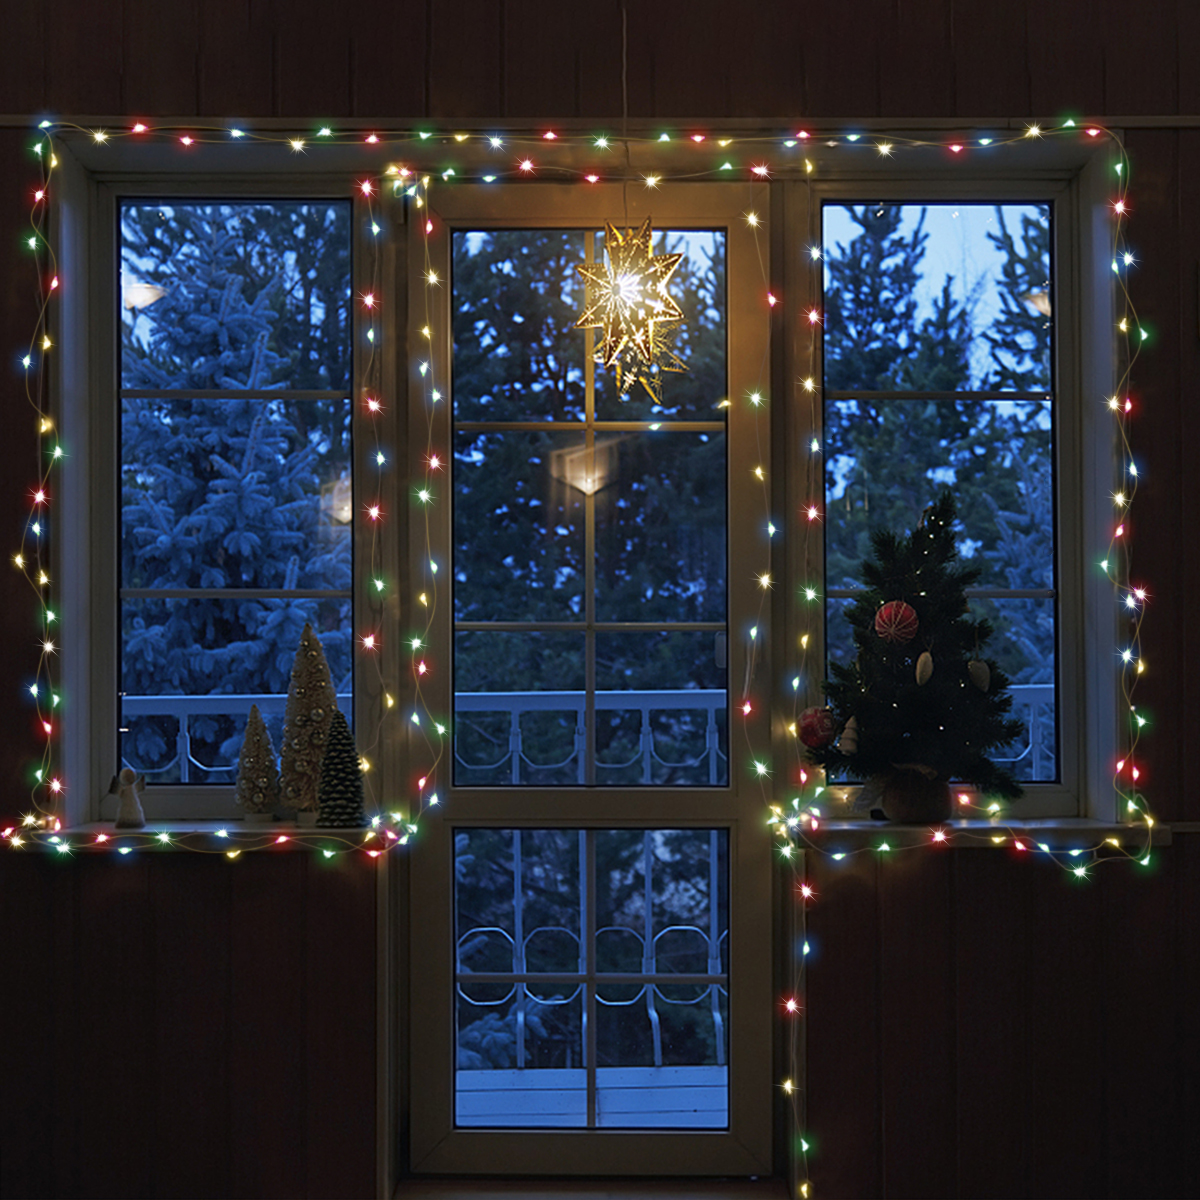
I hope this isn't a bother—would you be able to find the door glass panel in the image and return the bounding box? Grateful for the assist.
[454,828,729,1129]
[451,229,729,787]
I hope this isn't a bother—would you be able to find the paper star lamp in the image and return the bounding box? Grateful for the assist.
[576,218,688,401]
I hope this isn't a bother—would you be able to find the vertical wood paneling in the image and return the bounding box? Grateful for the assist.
[1123,130,1182,821]
[1101,0,1178,116]
[0,1,47,114]
[350,0,428,118]
[574,0,623,118]
[122,0,198,116]
[804,855,882,1200]
[0,857,57,1199]
[802,4,879,119]
[72,857,156,1200]
[0,133,44,804]
[229,854,308,1200]
[1178,5,1200,116]
[1026,865,1107,1198]
[273,0,353,119]
[953,851,1029,1198]
[1177,132,1200,817]
[303,856,377,1200]
[44,0,124,116]
[1177,836,1200,1192]
[150,858,233,1199]
[1103,857,1181,1197]
[878,852,956,1199]
[197,0,275,117]
[1026,2,1104,119]
[878,0,956,118]
[639,0,732,118]
[723,3,804,120]
[950,0,1030,118]
[502,2,588,119]
[427,0,503,118]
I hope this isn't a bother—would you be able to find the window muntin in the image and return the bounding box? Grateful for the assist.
[118,201,353,787]
[450,228,729,788]
[820,201,1058,783]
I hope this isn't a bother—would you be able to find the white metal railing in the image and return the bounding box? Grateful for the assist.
[120,692,352,782]
[119,683,1055,784]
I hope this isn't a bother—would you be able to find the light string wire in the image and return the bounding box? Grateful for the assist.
[3,122,1152,866]
[2,116,1148,1200]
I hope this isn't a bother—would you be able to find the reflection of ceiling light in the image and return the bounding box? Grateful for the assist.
[1022,290,1052,317]
[321,474,354,523]
[549,438,623,495]
[122,279,166,310]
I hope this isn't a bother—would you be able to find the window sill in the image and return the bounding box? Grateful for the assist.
[802,817,1168,851]
[39,819,391,853]
[393,1179,790,1199]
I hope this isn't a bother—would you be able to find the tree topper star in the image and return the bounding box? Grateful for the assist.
[576,218,687,400]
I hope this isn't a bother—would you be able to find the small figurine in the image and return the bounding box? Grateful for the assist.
[113,768,146,829]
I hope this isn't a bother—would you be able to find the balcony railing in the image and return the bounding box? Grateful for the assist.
[120,684,1056,784]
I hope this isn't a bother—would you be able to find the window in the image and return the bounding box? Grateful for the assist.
[784,153,1117,821]
[54,162,381,825]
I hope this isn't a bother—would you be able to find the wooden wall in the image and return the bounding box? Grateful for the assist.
[1,1,1198,1196]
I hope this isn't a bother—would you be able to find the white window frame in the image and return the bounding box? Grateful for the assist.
[780,143,1119,822]
[404,182,776,1177]
[53,142,393,824]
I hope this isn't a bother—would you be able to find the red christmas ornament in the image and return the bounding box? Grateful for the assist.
[874,600,918,643]
[799,706,837,749]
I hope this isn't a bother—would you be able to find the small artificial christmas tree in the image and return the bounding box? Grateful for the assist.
[280,622,336,815]
[805,490,1025,818]
[235,703,279,817]
[317,709,367,827]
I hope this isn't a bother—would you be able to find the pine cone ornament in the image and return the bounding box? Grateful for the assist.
[967,659,991,691]
[916,651,934,685]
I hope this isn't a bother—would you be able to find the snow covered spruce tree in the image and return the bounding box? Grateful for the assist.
[803,491,1025,820]
[119,203,351,779]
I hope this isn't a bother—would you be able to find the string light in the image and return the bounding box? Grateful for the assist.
[12,122,1150,1200]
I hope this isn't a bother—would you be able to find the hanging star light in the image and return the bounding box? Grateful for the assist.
[575,217,687,401]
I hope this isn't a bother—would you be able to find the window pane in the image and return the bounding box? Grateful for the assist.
[595,632,727,787]
[453,430,585,622]
[822,203,1051,392]
[824,398,1053,591]
[454,632,585,786]
[594,230,728,421]
[121,396,351,590]
[121,201,352,391]
[594,432,727,623]
[452,229,588,423]
[120,597,351,783]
